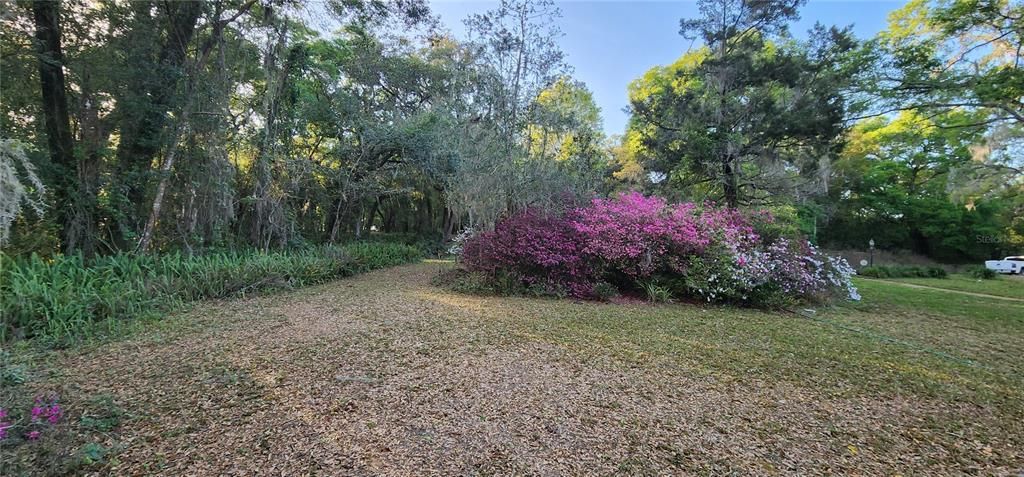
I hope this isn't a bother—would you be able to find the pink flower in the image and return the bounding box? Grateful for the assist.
[28,396,63,425]
[0,408,10,441]
[26,430,41,440]
[47,404,62,424]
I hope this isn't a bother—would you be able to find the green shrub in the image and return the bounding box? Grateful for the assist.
[358,233,446,257]
[0,350,28,385]
[858,265,947,279]
[433,268,579,299]
[591,282,620,302]
[524,280,569,299]
[859,266,890,278]
[965,265,997,280]
[858,266,885,278]
[745,283,800,309]
[78,394,125,433]
[0,242,421,345]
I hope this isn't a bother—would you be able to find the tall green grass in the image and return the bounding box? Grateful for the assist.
[0,242,421,345]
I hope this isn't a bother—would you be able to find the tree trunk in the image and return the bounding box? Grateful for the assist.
[365,198,380,234]
[442,206,454,242]
[32,0,77,254]
[382,205,396,233]
[250,19,290,248]
[112,1,202,248]
[73,80,108,258]
[722,158,739,208]
[136,118,189,253]
[420,194,433,235]
[328,197,345,243]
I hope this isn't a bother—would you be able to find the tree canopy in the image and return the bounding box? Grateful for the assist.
[1,0,1021,263]
[627,0,858,207]
[0,0,610,256]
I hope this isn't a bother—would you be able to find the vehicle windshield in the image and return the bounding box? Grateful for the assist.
[1005,256,1024,261]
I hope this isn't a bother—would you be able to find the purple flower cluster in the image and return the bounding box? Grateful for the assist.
[0,408,11,440]
[0,394,63,442]
[30,395,63,426]
[571,192,706,277]
[462,209,594,296]
[460,191,858,305]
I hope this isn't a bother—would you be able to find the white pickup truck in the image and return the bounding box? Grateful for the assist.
[985,256,1024,274]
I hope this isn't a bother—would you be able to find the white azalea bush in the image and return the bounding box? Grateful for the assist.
[677,239,859,306]
[730,239,860,306]
[447,227,476,256]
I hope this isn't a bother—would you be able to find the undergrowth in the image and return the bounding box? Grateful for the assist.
[965,265,997,280]
[858,265,948,279]
[0,242,421,346]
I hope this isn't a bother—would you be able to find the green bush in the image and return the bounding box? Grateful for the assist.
[858,266,887,278]
[591,282,620,302]
[965,265,997,280]
[358,233,446,257]
[0,349,28,385]
[858,265,947,279]
[432,268,577,299]
[923,266,945,278]
[0,242,421,345]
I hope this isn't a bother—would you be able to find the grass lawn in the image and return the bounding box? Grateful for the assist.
[2,262,1022,475]
[877,273,1024,299]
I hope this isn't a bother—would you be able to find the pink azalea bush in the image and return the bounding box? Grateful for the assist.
[461,209,594,297]
[570,193,709,277]
[458,191,858,306]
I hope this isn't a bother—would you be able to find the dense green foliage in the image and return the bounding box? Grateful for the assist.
[818,112,1013,261]
[1,0,611,258]
[615,0,1023,263]
[966,265,998,280]
[627,3,857,206]
[858,265,948,279]
[818,0,1022,261]
[0,242,421,345]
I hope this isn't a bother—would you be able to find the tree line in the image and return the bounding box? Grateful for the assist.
[621,0,1023,262]
[1,0,1021,263]
[2,0,608,257]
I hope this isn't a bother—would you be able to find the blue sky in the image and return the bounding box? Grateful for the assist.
[429,0,904,136]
